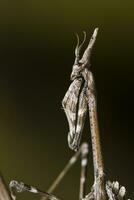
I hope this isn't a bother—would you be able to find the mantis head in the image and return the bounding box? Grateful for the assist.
[70,28,99,81]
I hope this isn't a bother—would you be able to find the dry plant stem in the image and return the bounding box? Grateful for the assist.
[0,175,12,200]
[42,143,89,200]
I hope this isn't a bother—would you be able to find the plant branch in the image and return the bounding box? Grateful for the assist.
[0,174,12,200]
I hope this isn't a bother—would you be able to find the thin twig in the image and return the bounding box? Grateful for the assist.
[0,174,12,200]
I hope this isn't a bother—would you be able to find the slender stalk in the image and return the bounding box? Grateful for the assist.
[0,174,12,200]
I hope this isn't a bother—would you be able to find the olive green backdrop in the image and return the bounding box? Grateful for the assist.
[0,0,134,199]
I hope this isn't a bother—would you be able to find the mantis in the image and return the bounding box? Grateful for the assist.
[62,28,130,200]
[62,28,106,200]
[0,28,130,200]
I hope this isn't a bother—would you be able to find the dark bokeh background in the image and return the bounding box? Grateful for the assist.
[0,0,134,199]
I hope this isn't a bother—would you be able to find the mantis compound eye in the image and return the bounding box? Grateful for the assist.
[70,63,84,81]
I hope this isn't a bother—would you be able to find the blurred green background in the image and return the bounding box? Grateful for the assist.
[0,0,134,199]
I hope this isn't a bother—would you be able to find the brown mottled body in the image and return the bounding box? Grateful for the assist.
[62,28,107,199]
[62,77,87,151]
[86,71,106,200]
